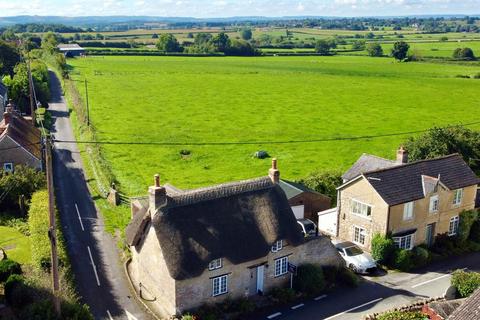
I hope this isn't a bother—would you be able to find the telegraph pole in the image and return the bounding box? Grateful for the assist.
[84,79,90,126]
[45,136,61,316]
[27,60,35,125]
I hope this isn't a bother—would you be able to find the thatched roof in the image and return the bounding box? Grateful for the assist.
[127,176,304,280]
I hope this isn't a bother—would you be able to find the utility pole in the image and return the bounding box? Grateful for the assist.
[45,136,61,316]
[84,79,90,126]
[27,60,35,125]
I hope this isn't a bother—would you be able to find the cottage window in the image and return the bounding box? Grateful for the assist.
[212,275,228,296]
[449,216,460,236]
[429,195,439,213]
[208,258,223,270]
[350,199,372,218]
[274,256,288,277]
[3,163,13,173]
[452,189,463,206]
[353,226,367,246]
[271,240,283,252]
[393,234,414,250]
[403,201,414,220]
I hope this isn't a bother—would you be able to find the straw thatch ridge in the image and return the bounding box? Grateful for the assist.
[145,176,304,280]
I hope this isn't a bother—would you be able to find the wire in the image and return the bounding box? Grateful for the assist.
[52,120,480,146]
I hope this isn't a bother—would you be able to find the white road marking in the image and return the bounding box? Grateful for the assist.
[75,203,85,231]
[291,303,304,310]
[87,246,101,286]
[314,294,327,301]
[267,312,282,319]
[126,310,138,320]
[411,273,450,288]
[323,298,383,320]
[106,310,114,320]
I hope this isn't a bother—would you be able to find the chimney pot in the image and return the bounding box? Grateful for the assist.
[396,146,408,164]
[149,174,166,213]
[268,158,280,184]
[154,174,160,187]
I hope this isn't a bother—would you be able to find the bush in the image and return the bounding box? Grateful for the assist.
[19,300,56,320]
[0,258,22,282]
[294,264,325,295]
[470,220,480,242]
[4,274,32,308]
[393,249,413,271]
[298,170,342,206]
[431,233,456,256]
[322,265,339,286]
[453,47,476,60]
[61,302,94,320]
[371,233,396,265]
[377,310,426,320]
[337,267,359,287]
[473,73,480,79]
[458,210,479,242]
[451,270,480,298]
[412,246,431,268]
[28,189,52,270]
[269,287,296,304]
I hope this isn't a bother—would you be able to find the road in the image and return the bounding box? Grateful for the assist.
[254,252,480,320]
[48,71,151,320]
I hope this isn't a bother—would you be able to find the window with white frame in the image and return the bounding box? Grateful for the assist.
[274,256,288,277]
[449,216,460,236]
[403,201,414,220]
[393,234,414,250]
[3,163,13,173]
[429,195,439,213]
[271,240,283,252]
[350,199,372,218]
[212,275,228,296]
[452,189,463,206]
[208,258,223,270]
[353,226,367,245]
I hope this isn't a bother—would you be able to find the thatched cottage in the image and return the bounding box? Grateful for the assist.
[125,159,343,316]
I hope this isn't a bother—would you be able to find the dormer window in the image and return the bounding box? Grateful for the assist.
[208,258,222,270]
[453,189,463,206]
[271,240,283,252]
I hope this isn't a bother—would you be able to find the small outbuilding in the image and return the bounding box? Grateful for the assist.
[57,43,85,57]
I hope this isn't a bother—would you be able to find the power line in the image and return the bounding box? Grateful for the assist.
[53,120,480,146]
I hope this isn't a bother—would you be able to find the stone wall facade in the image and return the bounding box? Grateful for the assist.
[0,135,42,170]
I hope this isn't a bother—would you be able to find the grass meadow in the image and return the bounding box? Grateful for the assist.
[68,55,480,195]
[0,226,31,264]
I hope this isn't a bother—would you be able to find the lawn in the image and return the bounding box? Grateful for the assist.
[0,226,31,264]
[68,55,480,195]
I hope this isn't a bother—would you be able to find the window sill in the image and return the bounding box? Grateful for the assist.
[351,213,372,221]
[212,292,228,297]
[274,272,288,278]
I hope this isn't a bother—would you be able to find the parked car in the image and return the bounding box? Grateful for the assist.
[334,241,376,274]
[297,218,317,237]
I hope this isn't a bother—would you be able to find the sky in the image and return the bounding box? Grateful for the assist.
[0,0,479,18]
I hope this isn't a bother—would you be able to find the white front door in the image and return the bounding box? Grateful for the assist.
[256,265,264,294]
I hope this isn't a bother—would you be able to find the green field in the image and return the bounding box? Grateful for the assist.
[0,226,31,264]
[68,55,480,195]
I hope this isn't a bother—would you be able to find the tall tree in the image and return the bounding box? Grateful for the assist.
[211,32,231,53]
[315,39,333,55]
[366,43,383,57]
[241,28,253,41]
[41,31,58,53]
[156,34,181,52]
[0,40,20,77]
[391,41,410,61]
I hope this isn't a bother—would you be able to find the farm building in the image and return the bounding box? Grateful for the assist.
[57,43,85,57]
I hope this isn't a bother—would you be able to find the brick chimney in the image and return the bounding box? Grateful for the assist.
[396,146,408,164]
[149,174,166,213]
[268,158,280,184]
[3,101,13,125]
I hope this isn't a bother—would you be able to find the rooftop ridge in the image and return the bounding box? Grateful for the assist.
[364,153,461,176]
[167,176,274,207]
[361,153,396,163]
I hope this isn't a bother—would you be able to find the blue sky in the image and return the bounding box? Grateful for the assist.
[0,0,479,18]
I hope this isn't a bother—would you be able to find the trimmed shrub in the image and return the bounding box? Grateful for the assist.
[371,233,396,265]
[294,264,325,295]
[337,267,359,287]
[269,287,296,304]
[377,310,426,320]
[451,270,480,298]
[431,233,456,256]
[322,265,340,286]
[393,249,413,271]
[412,246,431,268]
[0,258,22,282]
[458,210,479,242]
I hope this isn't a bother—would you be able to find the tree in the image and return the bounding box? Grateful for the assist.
[194,33,213,46]
[351,40,366,51]
[224,40,258,56]
[453,47,476,60]
[41,31,58,53]
[211,32,231,52]
[315,39,334,55]
[0,40,20,77]
[366,43,383,57]
[156,34,181,52]
[297,170,342,206]
[241,28,253,41]
[391,41,410,61]
[151,33,158,39]
[403,126,480,175]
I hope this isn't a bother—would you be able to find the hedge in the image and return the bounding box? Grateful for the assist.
[371,233,396,265]
[393,249,413,271]
[458,210,479,242]
[28,190,52,270]
[377,311,426,320]
[294,264,325,295]
[4,274,32,309]
[451,270,480,298]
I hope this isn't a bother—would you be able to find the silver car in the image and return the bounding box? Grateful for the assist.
[335,241,377,274]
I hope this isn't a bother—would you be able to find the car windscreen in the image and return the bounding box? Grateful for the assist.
[345,246,363,256]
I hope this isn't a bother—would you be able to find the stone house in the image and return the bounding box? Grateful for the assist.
[337,149,479,251]
[125,160,343,317]
[279,179,331,221]
[0,104,42,172]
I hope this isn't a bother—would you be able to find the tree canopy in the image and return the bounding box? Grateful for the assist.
[391,41,410,61]
[453,47,476,60]
[297,170,342,206]
[0,40,20,77]
[366,43,383,57]
[156,33,181,52]
[241,28,253,41]
[315,39,336,55]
